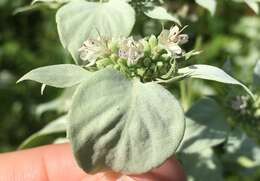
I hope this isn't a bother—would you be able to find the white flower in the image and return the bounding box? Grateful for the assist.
[118,37,144,65]
[158,25,189,56]
[78,37,109,67]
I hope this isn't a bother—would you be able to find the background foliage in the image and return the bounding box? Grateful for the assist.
[0,0,260,180]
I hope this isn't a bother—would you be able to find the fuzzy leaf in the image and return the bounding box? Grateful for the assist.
[244,0,259,14]
[195,0,217,15]
[68,68,185,174]
[179,98,229,153]
[19,115,67,149]
[17,64,90,88]
[56,0,135,63]
[144,6,181,25]
[178,64,254,99]
[179,148,224,181]
[224,129,260,168]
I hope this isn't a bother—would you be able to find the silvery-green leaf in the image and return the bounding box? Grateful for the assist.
[13,4,42,15]
[19,115,67,149]
[17,64,90,88]
[244,0,259,14]
[144,6,181,25]
[56,0,135,63]
[253,60,260,88]
[179,98,229,153]
[224,129,260,168]
[179,148,224,181]
[195,0,217,15]
[178,64,254,99]
[68,68,185,174]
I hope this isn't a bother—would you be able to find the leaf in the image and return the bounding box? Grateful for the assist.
[68,68,185,174]
[178,64,254,99]
[31,0,70,5]
[179,98,229,153]
[224,129,260,168]
[253,60,260,88]
[179,148,224,181]
[144,6,181,25]
[244,0,259,14]
[195,0,217,15]
[19,115,67,149]
[17,64,90,88]
[56,0,135,63]
[13,4,42,15]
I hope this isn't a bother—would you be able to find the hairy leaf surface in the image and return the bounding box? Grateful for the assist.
[68,68,185,174]
[179,98,229,153]
[144,6,181,25]
[178,64,254,99]
[17,64,90,88]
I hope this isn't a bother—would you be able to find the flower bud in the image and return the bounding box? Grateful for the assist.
[137,68,146,77]
[156,61,164,68]
[149,35,158,49]
[108,40,119,53]
[143,40,151,56]
[110,54,118,63]
[143,58,152,67]
[96,58,112,69]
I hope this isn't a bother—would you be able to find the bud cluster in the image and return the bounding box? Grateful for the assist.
[78,25,190,82]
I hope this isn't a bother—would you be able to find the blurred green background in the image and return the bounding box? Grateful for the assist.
[0,0,260,180]
[0,0,67,152]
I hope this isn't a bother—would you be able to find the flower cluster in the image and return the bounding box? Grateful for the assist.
[78,25,191,82]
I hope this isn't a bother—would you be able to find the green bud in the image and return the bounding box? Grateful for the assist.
[110,54,118,63]
[113,64,120,70]
[143,58,152,67]
[149,35,158,49]
[137,68,146,77]
[118,58,127,66]
[96,58,112,69]
[160,53,171,62]
[143,40,151,56]
[156,61,164,68]
[108,41,119,53]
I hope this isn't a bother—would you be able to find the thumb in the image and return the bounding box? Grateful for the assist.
[0,143,186,181]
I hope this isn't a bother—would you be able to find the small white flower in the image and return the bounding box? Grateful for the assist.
[118,37,144,65]
[78,37,109,67]
[158,25,189,56]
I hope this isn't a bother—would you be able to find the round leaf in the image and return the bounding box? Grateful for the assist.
[68,68,185,174]
[56,0,135,63]
[179,148,224,181]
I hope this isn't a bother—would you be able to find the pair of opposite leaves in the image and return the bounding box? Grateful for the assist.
[18,63,253,174]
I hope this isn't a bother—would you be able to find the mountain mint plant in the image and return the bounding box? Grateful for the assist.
[17,0,255,176]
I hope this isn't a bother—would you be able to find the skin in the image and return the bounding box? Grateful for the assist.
[0,144,186,181]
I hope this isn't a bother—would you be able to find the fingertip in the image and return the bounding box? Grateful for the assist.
[131,158,186,181]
